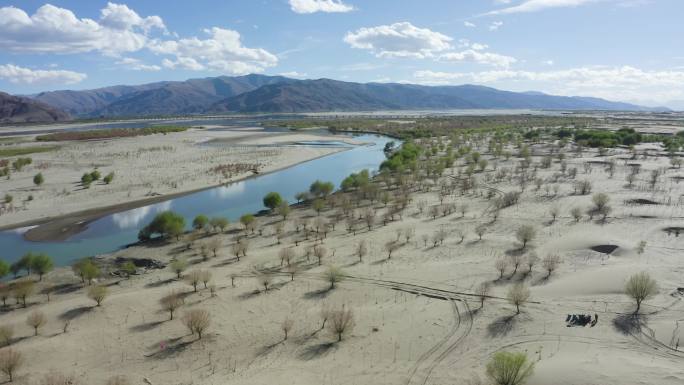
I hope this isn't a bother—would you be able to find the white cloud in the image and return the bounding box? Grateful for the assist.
[151,27,278,74]
[487,0,597,15]
[99,2,166,33]
[344,22,452,59]
[0,64,86,85]
[413,66,684,102]
[115,57,161,71]
[464,21,476,28]
[289,0,355,14]
[439,50,517,68]
[279,71,308,78]
[489,21,504,31]
[0,3,164,55]
[542,59,555,65]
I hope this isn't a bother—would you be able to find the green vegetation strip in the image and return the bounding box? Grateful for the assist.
[35,125,189,142]
[0,145,60,157]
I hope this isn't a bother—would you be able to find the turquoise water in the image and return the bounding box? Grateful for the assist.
[0,133,393,267]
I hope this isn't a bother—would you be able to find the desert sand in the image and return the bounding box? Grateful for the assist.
[1,133,684,385]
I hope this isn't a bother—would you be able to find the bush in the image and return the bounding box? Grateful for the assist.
[486,351,535,385]
[81,172,93,188]
[182,309,210,340]
[103,172,115,184]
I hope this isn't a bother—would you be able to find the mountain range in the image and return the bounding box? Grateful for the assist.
[0,92,71,124]
[0,74,667,123]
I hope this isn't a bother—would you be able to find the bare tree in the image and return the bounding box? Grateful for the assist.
[319,304,331,330]
[542,254,561,278]
[507,283,531,314]
[476,282,491,309]
[87,285,108,306]
[495,258,508,280]
[314,245,328,266]
[257,273,273,292]
[182,309,211,340]
[208,238,221,258]
[279,247,295,266]
[570,207,582,222]
[26,310,46,336]
[549,206,560,223]
[200,270,212,289]
[184,270,202,292]
[625,272,658,314]
[325,266,344,289]
[526,253,539,274]
[160,290,184,320]
[592,193,610,212]
[355,240,368,262]
[169,258,188,279]
[281,318,294,340]
[510,254,523,276]
[328,307,355,342]
[475,225,487,241]
[0,348,22,382]
[384,240,400,259]
[515,225,536,250]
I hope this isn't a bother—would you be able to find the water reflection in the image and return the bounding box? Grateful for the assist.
[111,201,172,229]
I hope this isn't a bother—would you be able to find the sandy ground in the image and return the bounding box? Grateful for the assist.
[0,128,357,229]
[1,138,684,385]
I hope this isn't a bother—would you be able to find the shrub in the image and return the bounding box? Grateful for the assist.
[486,351,535,385]
[87,285,108,306]
[120,261,136,278]
[182,309,210,340]
[103,172,115,184]
[625,272,658,314]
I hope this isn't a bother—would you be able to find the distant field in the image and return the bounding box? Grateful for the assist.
[0,145,60,157]
[35,125,189,141]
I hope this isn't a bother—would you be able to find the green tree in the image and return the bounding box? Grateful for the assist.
[240,214,255,231]
[29,253,53,281]
[309,180,334,198]
[33,173,44,186]
[263,192,283,211]
[138,211,186,241]
[209,217,229,232]
[16,253,36,276]
[90,170,101,181]
[276,201,291,219]
[0,261,9,279]
[192,215,209,231]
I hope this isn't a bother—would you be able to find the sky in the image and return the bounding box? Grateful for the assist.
[0,0,683,108]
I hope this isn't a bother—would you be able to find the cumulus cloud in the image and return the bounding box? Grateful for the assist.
[279,71,308,78]
[413,66,684,102]
[0,3,164,55]
[289,0,355,14]
[344,22,452,59]
[489,21,504,31]
[487,0,598,15]
[464,21,476,28]
[439,50,517,68]
[0,64,86,85]
[151,27,277,74]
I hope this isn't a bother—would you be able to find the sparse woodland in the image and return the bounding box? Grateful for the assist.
[1,115,684,384]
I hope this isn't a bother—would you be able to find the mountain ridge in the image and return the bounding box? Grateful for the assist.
[16,74,667,120]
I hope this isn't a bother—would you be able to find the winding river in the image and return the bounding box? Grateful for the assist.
[0,132,394,267]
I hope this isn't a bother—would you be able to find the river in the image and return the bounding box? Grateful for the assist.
[0,132,394,267]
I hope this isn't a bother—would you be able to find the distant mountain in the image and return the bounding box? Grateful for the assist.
[33,74,292,117]
[0,92,71,123]
[209,80,662,113]
[29,74,663,118]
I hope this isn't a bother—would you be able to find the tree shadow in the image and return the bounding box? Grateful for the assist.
[238,289,263,301]
[487,314,518,338]
[59,305,93,321]
[146,336,196,359]
[51,282,82,295]
[255,340,284,358]
[612,313,644,335]
[303,287,333,300]
[145,277,177,288]
[130,319,166,333]
[298,342,337,361]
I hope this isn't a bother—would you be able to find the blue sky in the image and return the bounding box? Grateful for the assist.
[0,0,683,107]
